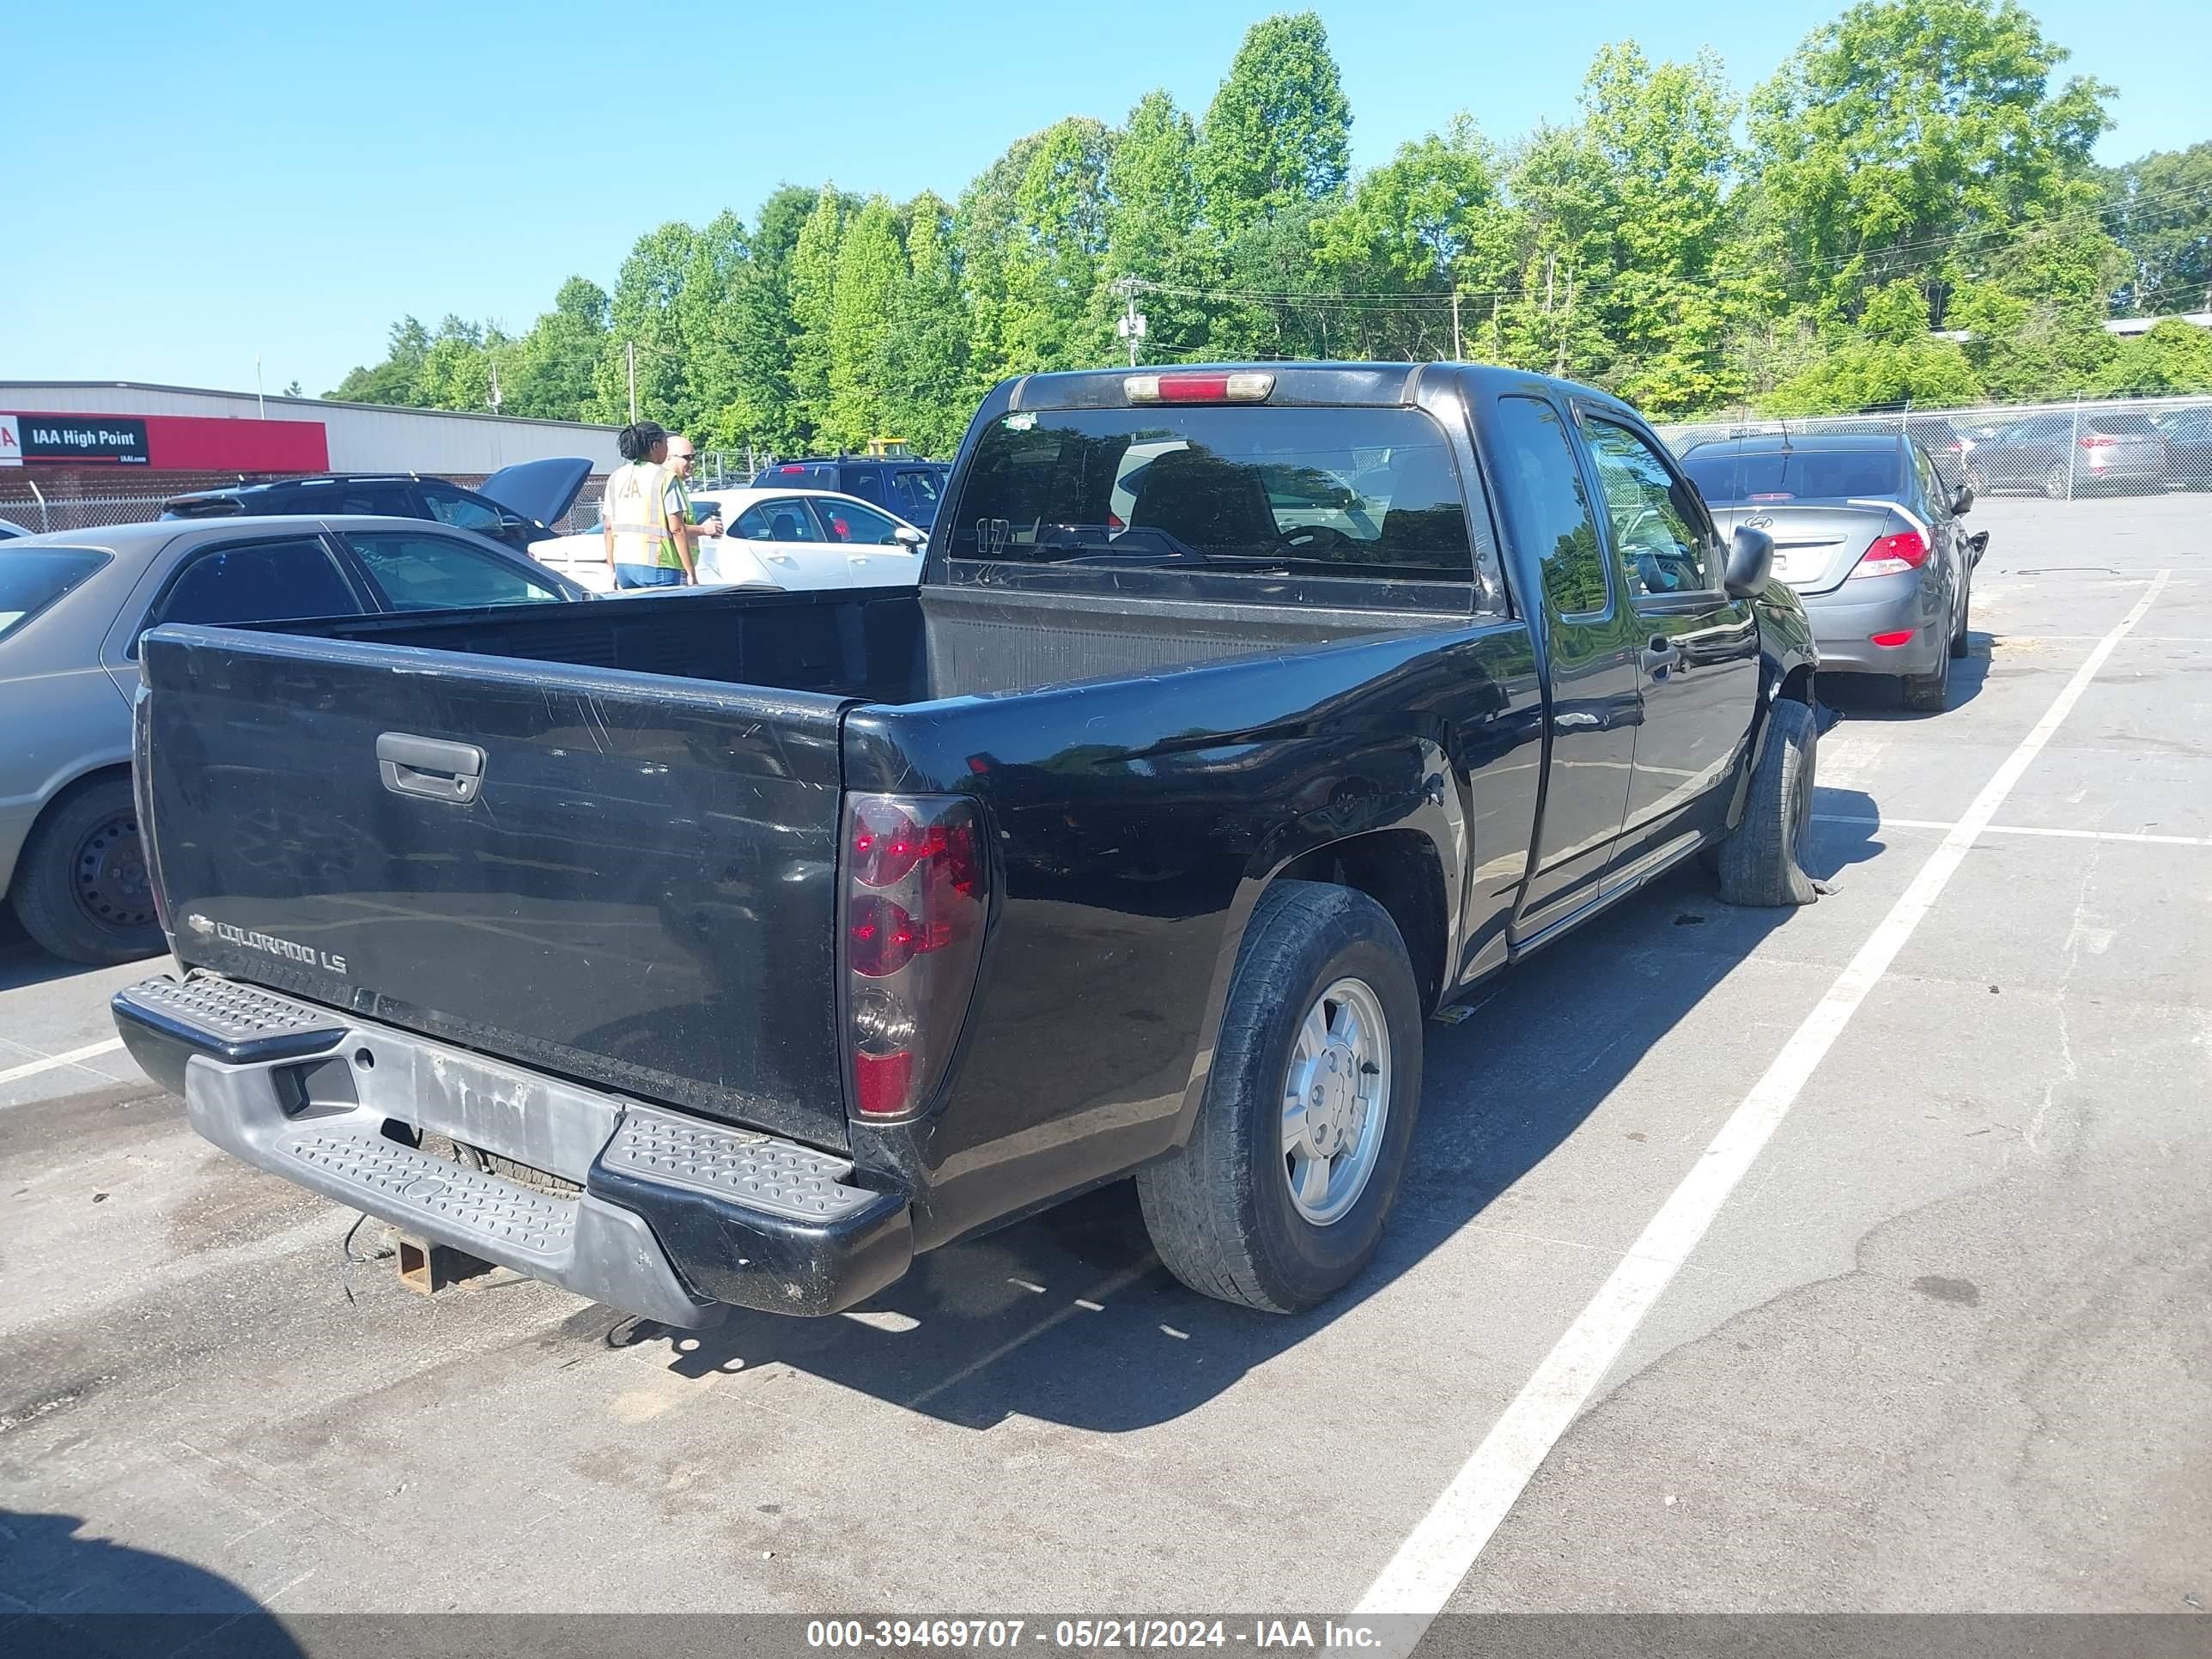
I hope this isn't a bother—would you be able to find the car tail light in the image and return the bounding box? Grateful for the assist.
[1125,370,1275,404]
[778,463,807,472]
[2078,435,2118,449]
[1869,629,1917,647]
[1849,528,1929,580]
[839,794,988,1120]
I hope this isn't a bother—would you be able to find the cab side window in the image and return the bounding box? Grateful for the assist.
[810,499,904,544]
[734,499,823,542]
[1583,416,1713,598]
[1492,397,1608,617]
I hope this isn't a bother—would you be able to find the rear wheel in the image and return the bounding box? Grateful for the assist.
[1964,462,1988,495]
[1901,631,1952,712]
[1717,698,1819,907]
[1949,573,1972,659]
[2043,461,2069,500]
[1137,881,1422,1313]
[9,776,163,965]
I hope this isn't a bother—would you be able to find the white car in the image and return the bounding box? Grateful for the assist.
[529,487,926,593]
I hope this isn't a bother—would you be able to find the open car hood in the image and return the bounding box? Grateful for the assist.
[477,457,592,529]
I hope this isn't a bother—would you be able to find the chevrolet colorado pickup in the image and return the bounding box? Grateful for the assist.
[113,363,1814,1326]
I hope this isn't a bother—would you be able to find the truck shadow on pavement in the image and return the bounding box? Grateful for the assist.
[0,1508,304,1658]
[604,858,1816,1431]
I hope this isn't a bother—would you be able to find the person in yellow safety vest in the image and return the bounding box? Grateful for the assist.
[664,434,724,573]
[600,422,694,588]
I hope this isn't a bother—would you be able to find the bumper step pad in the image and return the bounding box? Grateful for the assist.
[113,974,346,1064]
[599,1106,878,1223]
[285,1127,578,1260]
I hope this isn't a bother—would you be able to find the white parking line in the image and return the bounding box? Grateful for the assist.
[1356,570,2172,1631]
[1816,814,2212,848]
[0,1037,128,1089]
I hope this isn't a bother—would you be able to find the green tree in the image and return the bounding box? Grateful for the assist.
[1312,118,1510,361]
[1765,282,1984,412]
[2094,318,2212,394]
[880,191,972,453]
[507,276,610,422]
[329,315,434,404]
[2101,143,2212,315]
[787,185,846,444]
[1948,216,2124,398]
[1001,117,1114,371]
[1097,90,1208,358]
[955,131,1046,391]
[592,222,700,426]
[1748,0,2112,314]
[826,196,908,447]
[1196,12,1352,237]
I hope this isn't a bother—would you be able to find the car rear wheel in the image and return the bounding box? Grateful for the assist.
[10,776,164,966]
[1949,574,1972,659]
[1901,632,1952,712]
[1136,880,1422,1313]
[2043,461,2070,500]
[1964,463,1988,495]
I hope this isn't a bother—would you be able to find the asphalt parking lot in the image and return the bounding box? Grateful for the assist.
[2,493,2206,1628]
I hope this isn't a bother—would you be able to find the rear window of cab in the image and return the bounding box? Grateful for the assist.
[0,546,110,642]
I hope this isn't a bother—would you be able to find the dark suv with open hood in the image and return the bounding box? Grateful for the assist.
[161,458,593,556]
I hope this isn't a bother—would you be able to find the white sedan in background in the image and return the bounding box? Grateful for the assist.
[528,488,927,593]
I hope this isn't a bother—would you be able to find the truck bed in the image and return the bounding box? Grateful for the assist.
[297,581,1456,703]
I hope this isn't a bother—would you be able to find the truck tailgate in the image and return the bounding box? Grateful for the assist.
[139,625,856,1150]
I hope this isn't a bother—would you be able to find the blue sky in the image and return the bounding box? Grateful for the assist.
[5,0,2202,398]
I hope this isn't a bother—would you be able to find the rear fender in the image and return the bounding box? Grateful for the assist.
[1164,738,1463,1149]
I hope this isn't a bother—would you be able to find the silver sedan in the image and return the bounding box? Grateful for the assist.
[1,515,586,963]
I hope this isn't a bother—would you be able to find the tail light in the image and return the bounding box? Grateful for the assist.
[1849,528,1929,580]
[2078,435,2118,449]
[1125,370,1275,404]
[1869,629,1917,647]
[839,793,988,1120]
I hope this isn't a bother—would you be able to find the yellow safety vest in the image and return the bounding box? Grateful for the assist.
[605,461,678,568]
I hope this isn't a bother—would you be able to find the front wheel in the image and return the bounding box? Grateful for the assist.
[1717,698,1819,907]
[1137,881,1423,1313]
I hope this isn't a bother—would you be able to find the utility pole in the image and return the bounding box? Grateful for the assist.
[625,341,638,424]
[1450,290,1463,362]
[255,353,265,420]
[1556,265,1575,378]
[1112,277,1148,368]
[488,361,502,415]
[1491,291,1501,361]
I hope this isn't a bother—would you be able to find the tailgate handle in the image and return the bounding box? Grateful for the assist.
[377,733,486,804]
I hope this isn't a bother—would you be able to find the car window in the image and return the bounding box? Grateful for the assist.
[1681,447,1902,502]
[1492,398,1607,617]
[0,546,110,642]
[891,470,944,520]
[734,499,823,543]
[810,499,904,544]
[946,404,1474,580]
[420,483,506,534]
[1583,416,1712,598]
[842,469,888,506]
[1910,447,1942,512]
[343,532,567,611]
[144,537,365,642]
[2090,412,2161,437]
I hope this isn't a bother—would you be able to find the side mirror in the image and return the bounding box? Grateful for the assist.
[1968,530,1990,568]
[1724,525,1774,599]
[893,526,927,550]
[1949,484,1974,516]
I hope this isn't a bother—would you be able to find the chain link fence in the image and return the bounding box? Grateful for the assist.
[1656,393,2212,501]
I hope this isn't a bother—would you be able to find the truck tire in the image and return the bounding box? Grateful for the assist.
[9,775,164,966]
[1717,698,1818,908]
[1136,880,1423,1314]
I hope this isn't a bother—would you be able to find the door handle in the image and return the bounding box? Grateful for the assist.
[377,732,485,804]
[1640,636,1681,678]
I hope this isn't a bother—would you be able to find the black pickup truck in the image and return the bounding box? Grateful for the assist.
[113,364,1814,1326]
